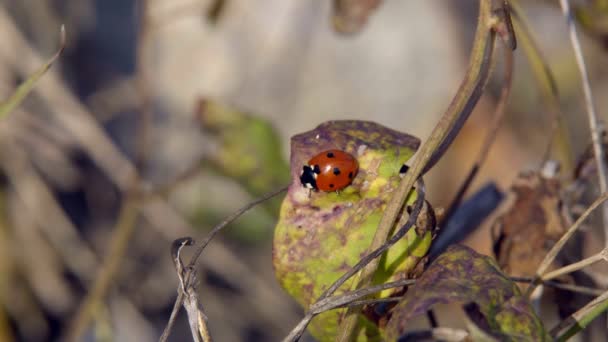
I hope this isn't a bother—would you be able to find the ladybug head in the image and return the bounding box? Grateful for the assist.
[300,165,318,190]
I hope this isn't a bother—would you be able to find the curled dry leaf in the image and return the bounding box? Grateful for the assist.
[386,245,547,341]
[273,120,436,341]
[492,170,568,289]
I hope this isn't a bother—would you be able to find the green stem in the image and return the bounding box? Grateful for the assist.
[553,289,608,341]
[335,1,498,340]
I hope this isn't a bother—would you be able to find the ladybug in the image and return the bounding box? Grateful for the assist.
[300,149,358,192]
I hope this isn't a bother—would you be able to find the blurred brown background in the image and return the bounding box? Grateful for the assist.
[0,0,607,341]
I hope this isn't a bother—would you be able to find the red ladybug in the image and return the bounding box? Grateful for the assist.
[300,149,358,192]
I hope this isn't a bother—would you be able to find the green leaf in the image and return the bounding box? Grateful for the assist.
[0,26,65,119]
[198,100,290,207]
[273,120,430,341]
[385,245,548,341]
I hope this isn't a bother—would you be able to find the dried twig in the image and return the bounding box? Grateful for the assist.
[170,238,212,342]
[529,192,608,297]
[557,0,608,245]
[284,278,416,342]
[510,276,604,297]
[542,248,608,282]
[551,289,608,340]
[159,186,288,341]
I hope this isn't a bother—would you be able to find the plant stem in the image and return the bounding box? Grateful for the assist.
[529,192,608,297]
[552,289,608,341]
[335,1,497,339]
[542,248,608,281]
[557,0,608,245]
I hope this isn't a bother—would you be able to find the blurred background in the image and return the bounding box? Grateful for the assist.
[0,0,607,341]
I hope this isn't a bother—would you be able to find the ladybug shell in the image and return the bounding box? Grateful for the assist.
[302,149,358,192]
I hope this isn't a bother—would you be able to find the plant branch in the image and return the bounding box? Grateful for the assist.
[542,248,608,282]
[283,278,416,342]
[335,0,498,339]
[557,0,608,246]
[552,289,608,341]
[158,186,288,341]
[528,192,608,297]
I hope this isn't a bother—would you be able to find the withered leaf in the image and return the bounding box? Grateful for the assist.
[385,245,547,341]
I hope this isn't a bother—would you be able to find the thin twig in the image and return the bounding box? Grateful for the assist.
[510,276,605,296]
[158,186,288,341]
[551,289,608,340]
[542,248,608,282]
[528,192,608,297]
[320,179,425,301]
[336,1,498,338]
[283,279,416,342]
[557,0,608,245]
[159,291,185,342]
[187,185,288,268]
[169,238,212,342]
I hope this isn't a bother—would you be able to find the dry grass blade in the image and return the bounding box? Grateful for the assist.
[0,25,65,119]
[65,200,140,342]
[510,1,574,171]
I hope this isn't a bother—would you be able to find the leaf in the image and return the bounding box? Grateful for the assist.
[197,99,290,209]
[0,26,65,119]
[385,245,547,341]
[492,171,567,286]
[273,120,432,341]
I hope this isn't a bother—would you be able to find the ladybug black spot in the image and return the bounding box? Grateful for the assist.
[329,184,335,188]
[348,172,353,179]
[326,152,335,158]
[333,167,341,175]
[313,164,321,174]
